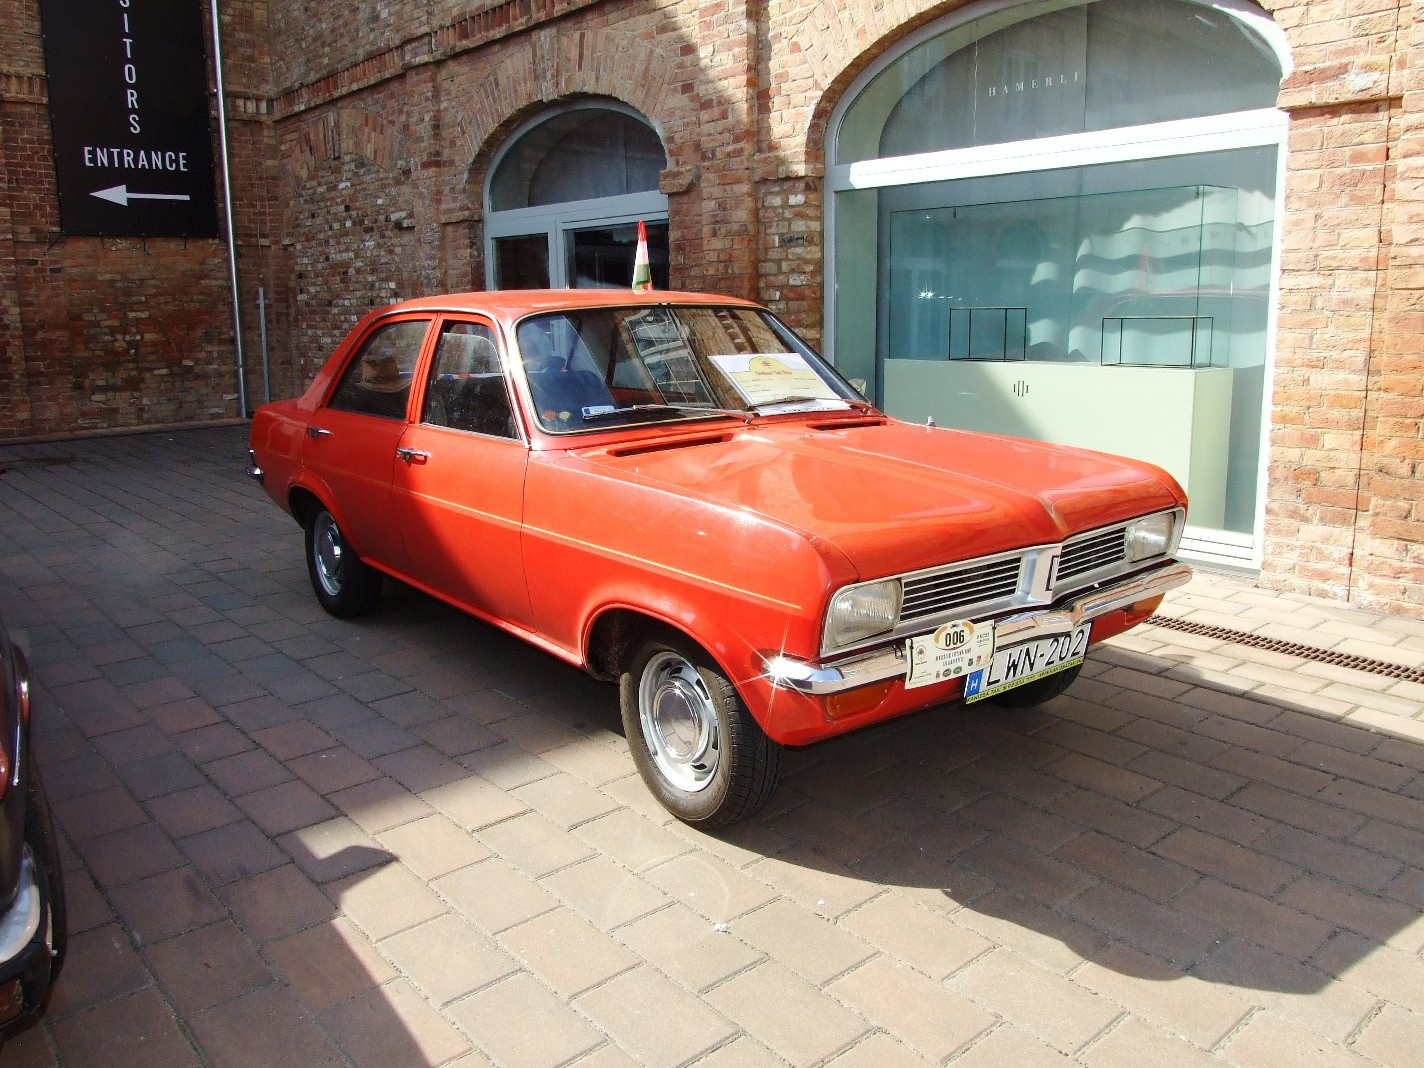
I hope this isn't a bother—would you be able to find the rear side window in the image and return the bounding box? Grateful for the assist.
[328,319,430,419]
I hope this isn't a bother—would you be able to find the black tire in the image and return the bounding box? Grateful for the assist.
[620,634,782,828]
[304,507,382,618]
[987,662,1083,708]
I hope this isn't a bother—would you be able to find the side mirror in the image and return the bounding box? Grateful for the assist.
[849,378,868,396]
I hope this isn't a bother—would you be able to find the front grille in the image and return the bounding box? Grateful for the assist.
[901,556,1024,623]
[1059,527,1127,583]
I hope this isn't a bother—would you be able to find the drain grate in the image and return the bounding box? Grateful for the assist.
[0,456,76,475]
[1147,615,1424,685]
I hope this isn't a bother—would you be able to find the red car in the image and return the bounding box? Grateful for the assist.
[249,291,1189,826]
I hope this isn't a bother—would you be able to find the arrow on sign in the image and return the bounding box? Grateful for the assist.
[90,184,192,207]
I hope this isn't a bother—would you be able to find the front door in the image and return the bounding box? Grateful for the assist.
[391,318,534,627]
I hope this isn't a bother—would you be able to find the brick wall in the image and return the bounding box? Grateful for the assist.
[1270,0,1419,616]
[1361,1,1424,613]
[0,0,273,437]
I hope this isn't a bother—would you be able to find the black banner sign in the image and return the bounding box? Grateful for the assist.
[39,0,219,237]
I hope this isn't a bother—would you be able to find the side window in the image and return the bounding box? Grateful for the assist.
[328,319,430,420]
[421,321,518,439]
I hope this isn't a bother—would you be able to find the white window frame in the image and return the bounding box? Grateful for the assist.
[484,101,670,290]
[823,0,1292,570]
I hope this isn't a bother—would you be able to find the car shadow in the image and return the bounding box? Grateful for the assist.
[708,639,1424,1006]
[373,579,1424,1009]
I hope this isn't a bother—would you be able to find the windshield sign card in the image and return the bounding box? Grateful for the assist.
[905,620,995,689]
[710,353,842,406]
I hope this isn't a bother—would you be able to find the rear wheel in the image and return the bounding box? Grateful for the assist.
[987,662,1083,708]
[620,634,781,828]
[305,507,382,618]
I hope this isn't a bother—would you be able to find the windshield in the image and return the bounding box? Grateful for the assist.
[514,305,867,432]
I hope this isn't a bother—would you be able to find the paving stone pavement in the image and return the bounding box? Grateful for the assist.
[1,424,1423,1068]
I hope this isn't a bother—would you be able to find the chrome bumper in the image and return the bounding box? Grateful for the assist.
[764,562,1192,696]
[246,450,264,485]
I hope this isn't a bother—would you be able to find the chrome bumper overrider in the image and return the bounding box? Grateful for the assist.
[764,562,1192,696]
[246,450,264,485]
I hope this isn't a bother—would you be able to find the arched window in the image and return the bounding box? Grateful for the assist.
[485,102,670,290]
[827,0,1289,566]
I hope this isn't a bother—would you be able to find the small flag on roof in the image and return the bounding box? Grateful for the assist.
[632,220,652,292]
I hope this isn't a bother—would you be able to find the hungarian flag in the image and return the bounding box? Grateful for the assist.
[632,220,652,292]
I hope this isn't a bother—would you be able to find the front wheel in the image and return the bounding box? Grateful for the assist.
[304,507,382,618]
[620,635,782,828]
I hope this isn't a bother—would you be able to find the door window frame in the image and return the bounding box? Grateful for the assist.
[484,101,670,290]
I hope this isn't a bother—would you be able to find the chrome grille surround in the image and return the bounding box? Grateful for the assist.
[819,508,1184,658]
[900,554,1031,625]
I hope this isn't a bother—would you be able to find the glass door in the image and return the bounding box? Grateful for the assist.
[565,222,669,290]
[492,234,551,289]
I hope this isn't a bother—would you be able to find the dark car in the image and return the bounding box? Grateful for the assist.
[0,615,65,1036]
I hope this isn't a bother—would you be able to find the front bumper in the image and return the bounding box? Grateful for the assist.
[0,851,58,1032]
[764,561,1191,696]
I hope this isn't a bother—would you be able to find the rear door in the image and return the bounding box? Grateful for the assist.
[391,317,534,627]
[301,316,432,571]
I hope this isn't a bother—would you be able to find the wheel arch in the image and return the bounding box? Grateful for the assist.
[584,602,764,691]
[285,478,356,543]
[584,606,690,683]
[287,485,324,529]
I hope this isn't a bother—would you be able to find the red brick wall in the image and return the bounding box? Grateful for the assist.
[1270,0,1419,616]
[0,0,275,437]
[1360,3,1424,614]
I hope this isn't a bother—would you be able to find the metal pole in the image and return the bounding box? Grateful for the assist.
[257,286,271,405]
[210,0,246,415]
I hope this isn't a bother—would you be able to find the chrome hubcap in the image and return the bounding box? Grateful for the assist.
[313,513,345,596]
[639,651,719,793]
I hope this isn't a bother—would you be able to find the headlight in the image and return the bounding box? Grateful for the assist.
[824,579,902,650]
[1125,512,1177,562]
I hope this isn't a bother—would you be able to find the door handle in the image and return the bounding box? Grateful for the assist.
[396,447,430,465]
[306,426,332,439]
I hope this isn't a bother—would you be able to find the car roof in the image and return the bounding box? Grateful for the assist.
[379,289,764,322]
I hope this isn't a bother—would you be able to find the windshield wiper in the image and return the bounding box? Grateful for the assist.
[579,403,744,424]
[746,396,853,414]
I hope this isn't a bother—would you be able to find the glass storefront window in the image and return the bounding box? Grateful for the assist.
[489,110,666,210]
[838,0,1281,163]
[872,149,1275,534]
[829,0,1287,560]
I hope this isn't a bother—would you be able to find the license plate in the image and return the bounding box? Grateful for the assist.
[963,624,1089,703]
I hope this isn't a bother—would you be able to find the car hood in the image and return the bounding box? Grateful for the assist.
[577,417,1186,579]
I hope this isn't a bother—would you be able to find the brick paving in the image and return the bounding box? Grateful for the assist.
[1,425,1423,1067]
